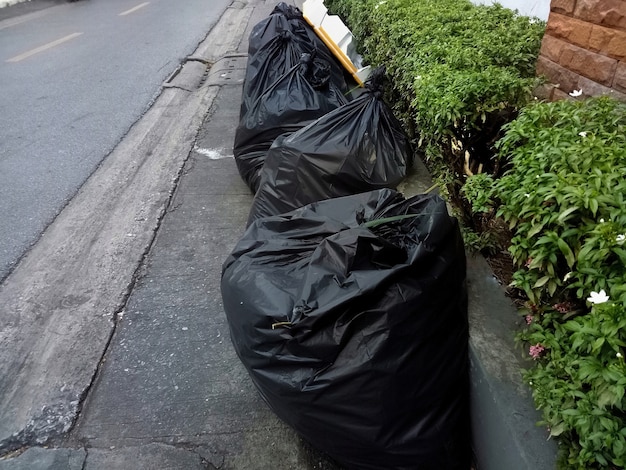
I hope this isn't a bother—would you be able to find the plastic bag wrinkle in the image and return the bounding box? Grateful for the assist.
[247,72,414,225]
[221,189,469,469]
[235,54,348,192]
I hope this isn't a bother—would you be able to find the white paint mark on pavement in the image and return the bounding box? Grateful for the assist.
[119,2,150,16]
[6,32,83,63]
[194,146,233,160]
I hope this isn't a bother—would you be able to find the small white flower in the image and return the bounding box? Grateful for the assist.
[617,234,625,245]
[569,89,583,97]
[617,352,623,359]
[563,272,573,282]
[600,218,605,223]
[525,193,530,198]
[578,131,587,137]
[587,289,610,304]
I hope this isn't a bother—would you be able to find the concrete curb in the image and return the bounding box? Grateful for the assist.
[467,256,558,469]
[399,159,558,470]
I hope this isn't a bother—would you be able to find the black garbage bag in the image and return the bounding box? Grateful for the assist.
[246,2,348,96]
[234,53,348,192]
[247,68,413,225]
[241,29,303,119]
[222,189,470,470]
[247,2,305,57]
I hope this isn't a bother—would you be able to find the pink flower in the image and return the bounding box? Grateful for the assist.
[529,343,545,360]
[525,314,533,325]
[553,301,574,314]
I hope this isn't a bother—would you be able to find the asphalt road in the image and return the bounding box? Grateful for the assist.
[0,0,231,281]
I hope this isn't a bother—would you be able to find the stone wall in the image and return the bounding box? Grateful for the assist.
[536,0,626,101]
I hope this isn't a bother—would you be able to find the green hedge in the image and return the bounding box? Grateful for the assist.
[494,97,626,469]
[325,0,545,193]
[496,97,626,306]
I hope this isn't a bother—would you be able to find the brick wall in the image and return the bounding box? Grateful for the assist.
[536,0,626,101]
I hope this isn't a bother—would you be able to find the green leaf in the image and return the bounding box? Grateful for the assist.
[533,276,551,288]
[557,238,576,268]
[549,422,566,437]
[557,206,578,224]
[362,214,419,228]
[548,280,557,296]
[595,453,608,466]
[593,337,606,352]
[527,223,544,238]
[589,198,599,215]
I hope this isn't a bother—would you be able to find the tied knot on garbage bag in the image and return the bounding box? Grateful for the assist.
[277,29,292,45]
[271,2,303,20]
[364,65,386,99]
[299,51,332,89]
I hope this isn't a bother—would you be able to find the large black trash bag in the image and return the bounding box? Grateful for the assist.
[222,189,470,470]
[246,2,348,95]
[247,68,413,225]
[234,53,348,192]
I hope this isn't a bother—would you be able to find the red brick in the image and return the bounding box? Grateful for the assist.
[551,0,577,15]
[589,24,616,51]
[558,42,618,85]
[536,55,580,91]
[614,61,626,92]
[589,25,626,60]
[606,31,626,60]
[540,35,568,63]
[546,13,593,48]
[574,0,626,29]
